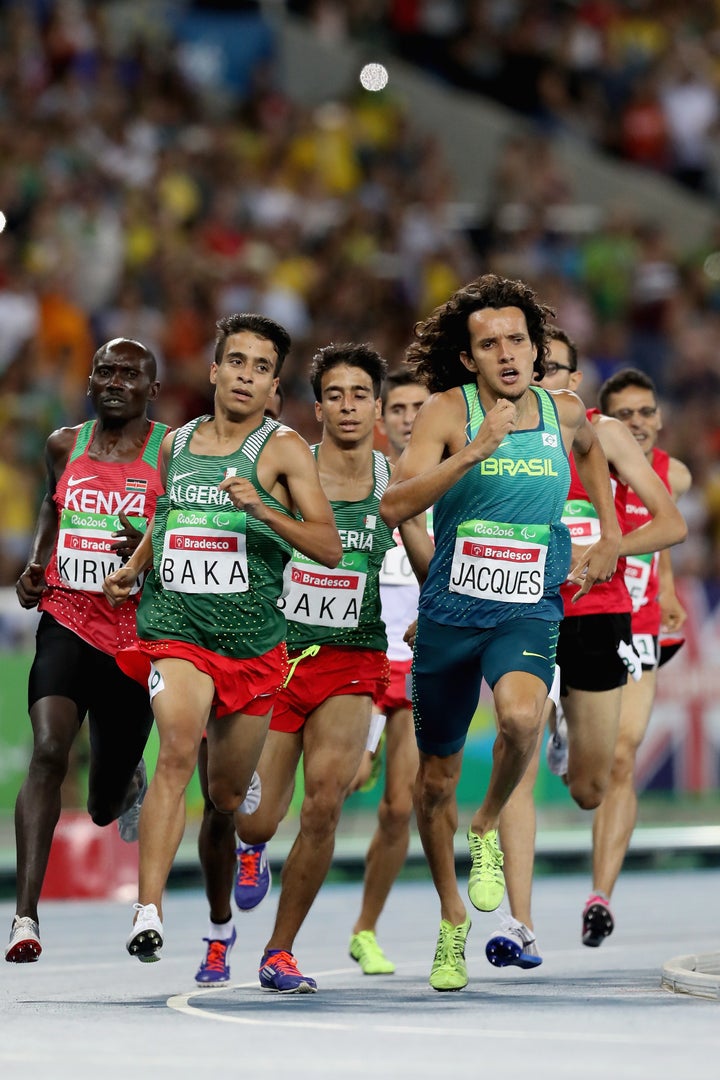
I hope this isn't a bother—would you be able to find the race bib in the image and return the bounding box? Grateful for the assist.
[379,531,415,586]
[632,633,658,668]
[624,552,656,610]
[379,510,434,586]
[57,509,146,594]
[449,519,549,605]
[160,508,248,594]
[562,499,600,546]
[279,549,368,628]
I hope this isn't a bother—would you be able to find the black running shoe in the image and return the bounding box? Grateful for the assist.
[582,895,614,947]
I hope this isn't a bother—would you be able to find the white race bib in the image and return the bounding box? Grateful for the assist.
[449,519,549,605]
[624,552,656,610]
[57,509,146,594]
[279,549,368,628]
[160,508,248,594]
[562,499,600,547]
[632,632,658,668]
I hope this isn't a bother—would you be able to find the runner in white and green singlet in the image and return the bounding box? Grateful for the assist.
[235,343,431,994]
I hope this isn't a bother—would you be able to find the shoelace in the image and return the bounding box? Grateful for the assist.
[237,849,262,886]
[354,931,378,960]
[264,949,299,975]
[470,832,504,874]
[434,924,465,968]
[202,939,229,973]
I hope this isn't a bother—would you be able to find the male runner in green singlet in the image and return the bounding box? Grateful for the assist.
[232,342,431,993]
[103,313,341,963]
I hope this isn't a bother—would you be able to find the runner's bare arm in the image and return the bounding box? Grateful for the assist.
[657,548,687,633]
[380,392,514,528]
[560,398,622,598]
[102,432,172,607]
[224,429,341,567]
[669,456,692,501]
[102,514,157,607]
[16,428,77,609]
[595,417,687,555]
[398,513,434,586]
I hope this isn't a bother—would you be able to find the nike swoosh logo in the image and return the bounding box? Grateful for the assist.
[522,650,547,660]
[67,475,99,488]
[172,471,194,482]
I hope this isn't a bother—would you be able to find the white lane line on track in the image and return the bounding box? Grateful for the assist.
[167,970,712,1045]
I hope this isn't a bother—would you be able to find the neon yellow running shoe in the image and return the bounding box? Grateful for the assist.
[429,915,471,992]
[349,930,395,974]
[467,827,505,912]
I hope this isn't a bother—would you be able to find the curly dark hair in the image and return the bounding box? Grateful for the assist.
[405,274,554,393]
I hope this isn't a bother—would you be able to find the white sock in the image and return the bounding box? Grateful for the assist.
[209,919,235,942]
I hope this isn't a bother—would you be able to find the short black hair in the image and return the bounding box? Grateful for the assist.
[381,368,427,410]
[214,313,291,374]
[599,368,656,414]
[547,326,578,371]
[310,342,387,401]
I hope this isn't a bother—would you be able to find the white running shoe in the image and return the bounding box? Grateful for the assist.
[126,902,163,963]
[118,759,148,843]
[238,771,261,816]
[545,713,568,777]
[5,915,42,963]
[486,914,543,969]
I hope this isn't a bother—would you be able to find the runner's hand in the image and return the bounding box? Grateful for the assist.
[567,536,619,601]
[218,474,266,519]
[16,562,46,608]
[110,511,144,562]
[103,566,140,608]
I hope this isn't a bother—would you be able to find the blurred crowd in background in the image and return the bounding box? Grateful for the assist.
[2,0,720,599]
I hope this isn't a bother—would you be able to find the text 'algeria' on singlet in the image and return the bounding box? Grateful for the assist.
[136,415,293,659]
[279,448,395,652]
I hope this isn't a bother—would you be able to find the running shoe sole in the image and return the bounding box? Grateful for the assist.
[486,933,543,969]
[5,939,42,963]
[582,902,614,947]
[127,927,163,962]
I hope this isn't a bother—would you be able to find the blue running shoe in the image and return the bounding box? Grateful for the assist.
[486,916,543,969]
[258,949,317,993]
[195,927,237,985]
[234,843,271,911]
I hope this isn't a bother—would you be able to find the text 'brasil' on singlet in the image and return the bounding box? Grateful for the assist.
[279,448,395,652]
[560,407,630,617]
[420,384,571,628]
[136,415,293,659]
[40,419,168,656]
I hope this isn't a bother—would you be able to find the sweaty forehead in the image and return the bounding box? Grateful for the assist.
[468,306,528,336]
